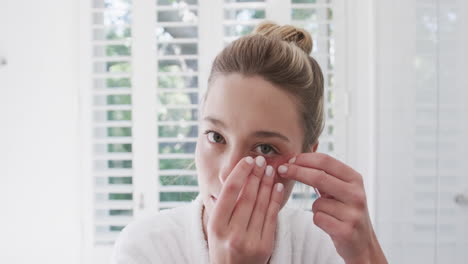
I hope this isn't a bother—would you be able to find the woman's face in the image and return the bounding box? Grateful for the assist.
[195,73,314,218]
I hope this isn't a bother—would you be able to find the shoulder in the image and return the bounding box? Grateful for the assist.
[122,203,191,236]
[111,203,194,264]
[278,206,344,264]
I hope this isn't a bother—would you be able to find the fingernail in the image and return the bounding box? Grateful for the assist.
[288,157,296,164]
[265,165,273,177]
[245,156,254,164]
[256,156,265,167]
[276,183,284,192]
[278,165,288,174]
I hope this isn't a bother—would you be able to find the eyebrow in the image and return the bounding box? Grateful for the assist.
[203,116,290,142]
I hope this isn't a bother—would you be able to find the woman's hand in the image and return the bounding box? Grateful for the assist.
[207,156,285,264]
[278,153,388,264]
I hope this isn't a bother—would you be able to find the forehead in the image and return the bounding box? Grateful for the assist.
[203,73,303,139]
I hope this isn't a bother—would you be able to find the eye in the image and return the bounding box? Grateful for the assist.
[255,144,277,155]
[205,130,226,144]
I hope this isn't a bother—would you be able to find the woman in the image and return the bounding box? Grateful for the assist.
[112,21,388,264]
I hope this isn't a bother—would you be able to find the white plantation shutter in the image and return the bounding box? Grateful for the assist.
[288,0,339,209]
[290,0,336,154]
[155,0,201,209]
[223,0,266,44]
[289,0,344,210]
[84,0,345,260]
[220,0,340,209]
[91,0,134,246]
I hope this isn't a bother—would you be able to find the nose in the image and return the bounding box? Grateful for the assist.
[218,149,246,184]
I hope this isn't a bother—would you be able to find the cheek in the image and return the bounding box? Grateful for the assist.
[264,156,287,168]
[264,151,295,169]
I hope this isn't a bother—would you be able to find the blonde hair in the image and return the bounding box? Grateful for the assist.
[205,21,325,152]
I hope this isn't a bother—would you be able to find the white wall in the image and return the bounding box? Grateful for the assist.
[0,0,82,263]
[374,0,468,263]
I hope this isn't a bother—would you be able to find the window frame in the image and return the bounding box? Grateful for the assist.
[339,0,377,225]
[79,0,357,262]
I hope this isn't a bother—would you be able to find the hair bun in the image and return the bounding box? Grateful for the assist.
[253,21,313,54]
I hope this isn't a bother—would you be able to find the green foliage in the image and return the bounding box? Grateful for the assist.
[158,109,198,121]
[103,0,132,10]
[108,143,132,152]
[225,9,265,20]
[160,192,198,202]
[109,209,133,216]
[159,142,196,154]
[292,9,317,20]
[292,0,320,3]
[328,74,334,87]
[158,0,198,5]
[109,193,132,200]
[107,110,131,121]
[159,125,197,138]
[107,95,131,105]
[328,142,334,152]
[107,127,132,137]
[107,62,131,73]
[106,45,131,56]
[224,25,255,37]
[160,175,198,186]
[108,160,132,168]
[292,8,332,21]
[327,90,334,104]
[158,43,198,55]
[110,226,125,231]
[158,76,197,89]
[159,159,194,170]
[327,125,334,136]
[327,107,334,119]
[252,10,265,19]
[106,78,131,88]
[106,27,131,41]
[158,92,195,105]
[109,177,132,184]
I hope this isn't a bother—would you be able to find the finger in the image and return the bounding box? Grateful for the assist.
[317,190,334,199]
[278,164,352,203]
[261,182,284,241]
[313,211,352,240]
[230,156,266,229]
[251,155,266,179]
[212,156,255,227]
[248,164,275,234]
[292,153,359,183]
[312,197,353,222]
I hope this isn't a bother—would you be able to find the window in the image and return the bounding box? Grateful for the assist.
[91,0,134,247]
[82,0,346,261]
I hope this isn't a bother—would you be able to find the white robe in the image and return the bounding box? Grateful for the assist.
[111,196,345,264]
